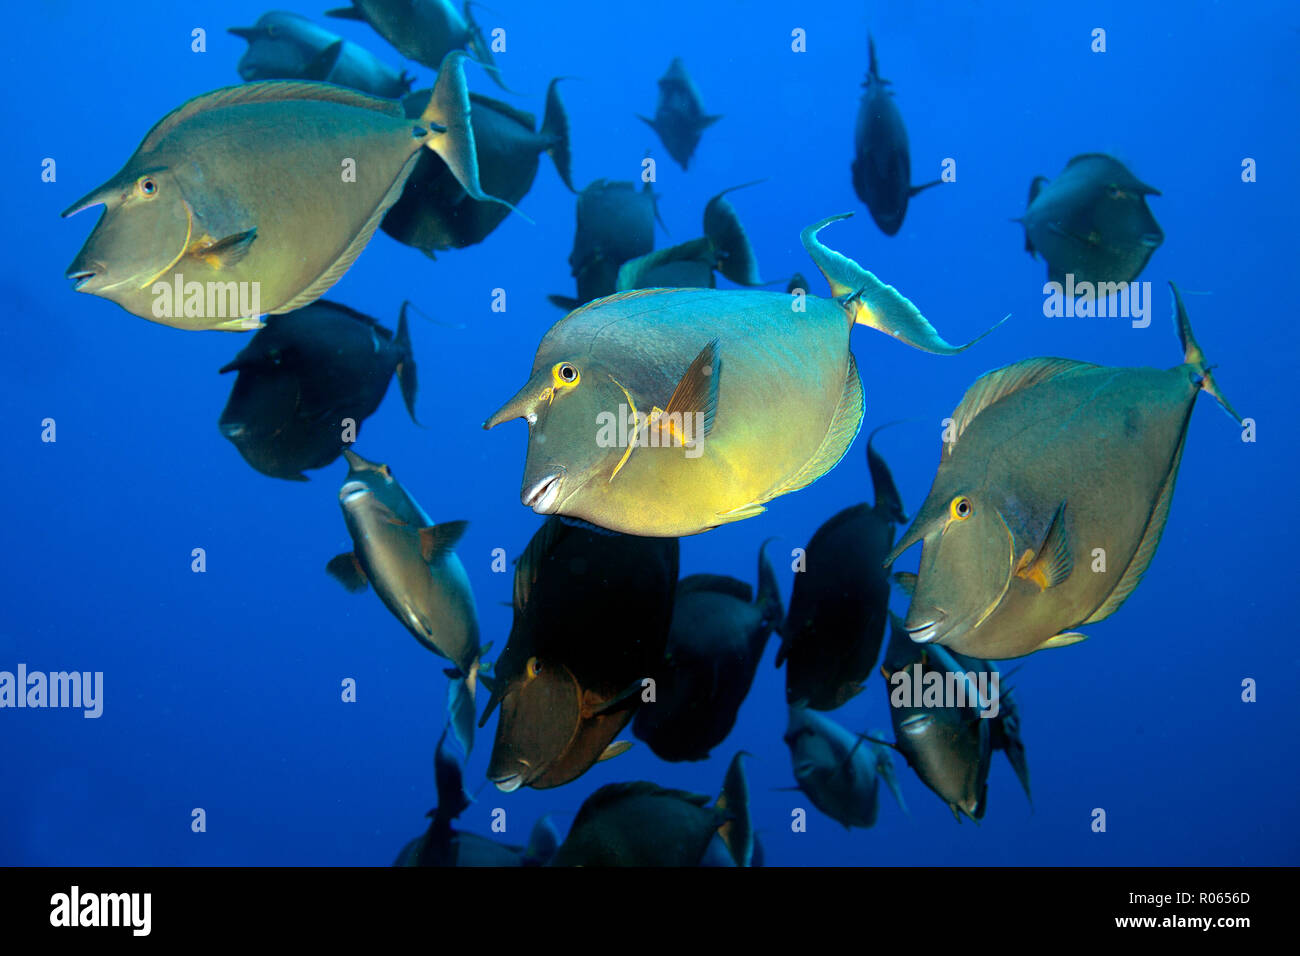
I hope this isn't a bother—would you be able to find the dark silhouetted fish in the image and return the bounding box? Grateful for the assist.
[481,517,678,791]
[551,752,753,866]
[637,58,721,171]
[776,427,906,709]
[229,11,412,97]
[383,79,572,257]
[218,300,418,481]
[633,544,781,761]
[851,35,941,236]
[394,730,559,866]
[615,183,765,291]
[783,706,904,830]
[326,0,507,90]
[1018,153,1163,287]
[548,179,663,310]
[950,650,1031,804]
[887,284,1238,659]
[327,449,481,753]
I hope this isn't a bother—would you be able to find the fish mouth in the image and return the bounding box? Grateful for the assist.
[900,713,934,735]
[66,266,104,293]
[340,480,371,505]
[903,610,947,644]
[491,772,524,793]
[522,471,565,514]
[220,422,247,439]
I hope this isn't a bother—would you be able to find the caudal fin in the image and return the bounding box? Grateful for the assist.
[446,667,477,757]
[421,52,517,214]
[394,301,420,425]
[1170,282,1241,423]
[801,213,1005,354]
[541,78,574,192]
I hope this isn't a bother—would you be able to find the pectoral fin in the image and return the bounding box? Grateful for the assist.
[326,552,368,592]
[1015,502,1073,590]
[656,338,720,442]
[191,228,257,270]
[419,520,469,563]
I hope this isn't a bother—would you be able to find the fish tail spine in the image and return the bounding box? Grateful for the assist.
[1169,282,1242,423]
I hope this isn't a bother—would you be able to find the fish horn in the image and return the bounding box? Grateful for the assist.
[801,214,1005,354]
[226,26,259,40]
[483,367,551,429]
[61,181,119,218]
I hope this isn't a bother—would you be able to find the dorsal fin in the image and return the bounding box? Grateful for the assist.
[677,573,752,603]
[944,358,1093,459]
[565,287,675,319]
[141,81,402,153]
[1083,430,1187,624]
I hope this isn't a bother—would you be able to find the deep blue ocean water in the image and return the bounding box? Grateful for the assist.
[2,0,1296,866]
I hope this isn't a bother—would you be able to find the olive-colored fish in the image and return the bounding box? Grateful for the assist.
[382,79,573,257]
[229,11,412,97]
[888,283,1239,659]
[783,706,904,830]
[1018,153,1163,287]
[851,35,941,237]
[487,214,992,537]
[326,449,481,752]
[777,427,906,709]
[615,183,765,291]
[551,751,753,866]
[637,58,721,171]
[881,614,990,822]
[632,544,782,762]
[326,0,506,89]
[63,53,498,330]
[395,730,558,866]
[548,179,663,311]
[482,517,678,791]
[217,300,418,481]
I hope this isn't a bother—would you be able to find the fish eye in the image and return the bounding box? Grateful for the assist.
[552,362,580,387]
[950,496,973,521]
[526,657,543,679]
[135,176,159,198]
[380,465,393,479]
[1107,184,1124,199]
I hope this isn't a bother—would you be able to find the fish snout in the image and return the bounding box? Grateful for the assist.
[522,469,565,514]
[219,421,247,440]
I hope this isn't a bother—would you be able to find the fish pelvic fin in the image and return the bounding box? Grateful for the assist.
[421,53,522,216]
[1031,631,1088,652]
[1170,282,1242,423]
[800,214,999,354]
